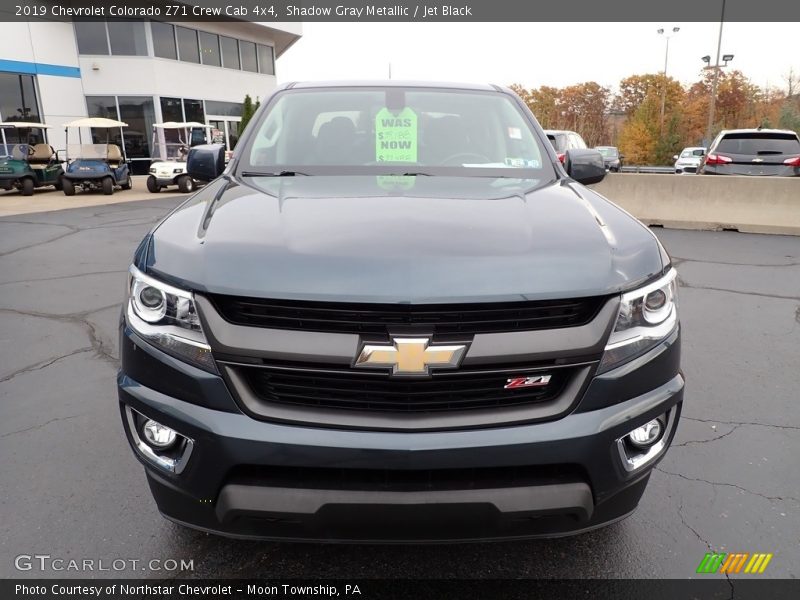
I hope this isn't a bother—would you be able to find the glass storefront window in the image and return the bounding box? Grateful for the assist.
[74,22,109,55]
[204,101,243,117]
[220,36,240,70]
[151,22,177,60]
[183,99,205,124]
[0,73,41,123]
[108,21,148,56]
[118,96,156,167]
[199,31,221,67]
[240,40,258,73]
[160,97,183,122]
[176,27,200,64]
[257,44,275,75]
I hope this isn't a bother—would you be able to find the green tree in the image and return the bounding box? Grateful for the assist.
[239,94,261,135]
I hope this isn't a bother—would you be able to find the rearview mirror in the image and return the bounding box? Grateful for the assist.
[187,144,226,182]
[565,148,606,185]
[673,154,679,160]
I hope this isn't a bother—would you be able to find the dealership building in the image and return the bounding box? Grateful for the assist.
[0,18,301,173]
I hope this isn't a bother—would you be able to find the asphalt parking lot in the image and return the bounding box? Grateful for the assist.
[0,196,798,580]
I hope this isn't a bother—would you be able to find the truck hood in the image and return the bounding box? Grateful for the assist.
[142,175,664,303]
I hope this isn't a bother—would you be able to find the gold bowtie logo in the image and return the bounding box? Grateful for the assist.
[354,337,467,376]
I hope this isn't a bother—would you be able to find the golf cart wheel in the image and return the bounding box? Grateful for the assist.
[102,177,114,195]
[120,175,132,190]
[21,178,35,196]
[178,175,194,193]
[146,175,160,193]
[54,177,62,191]
[62,178,75,196]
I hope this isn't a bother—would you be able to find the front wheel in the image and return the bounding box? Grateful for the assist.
[120,174,132,190]
[177,175,194,193]
[62,178,75,196]
[146,175,160,193]
[102,177,114,195]
[21,178,34,196]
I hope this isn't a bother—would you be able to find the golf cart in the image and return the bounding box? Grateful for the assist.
[0,122,64,195]
[62,117,132,196]
[147,121,205,193]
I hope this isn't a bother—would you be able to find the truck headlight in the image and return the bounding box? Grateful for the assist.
[126,266,216,373]
[598,268,678,373]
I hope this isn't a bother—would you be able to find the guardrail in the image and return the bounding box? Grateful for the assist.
[619,165,675,174]
[590,173,800,235]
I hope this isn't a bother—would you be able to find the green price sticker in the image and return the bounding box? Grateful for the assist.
[375,107,417,162]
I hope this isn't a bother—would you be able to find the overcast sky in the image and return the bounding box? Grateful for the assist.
[277,22,799,93]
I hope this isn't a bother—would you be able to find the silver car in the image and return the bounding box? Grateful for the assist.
[674,147,706,174]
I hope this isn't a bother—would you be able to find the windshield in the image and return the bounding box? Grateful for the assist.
[67,144,110,160]
[680,148,705,158]
[241,87,555,179]
[0,143,30,160]
[596,147,617,157]
[151,128,205,162]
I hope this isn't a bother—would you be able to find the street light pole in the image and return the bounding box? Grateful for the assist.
[705,0,727,145]
[658,26,680,136]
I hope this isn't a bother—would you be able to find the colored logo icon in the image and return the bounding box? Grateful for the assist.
[696,552,773,574]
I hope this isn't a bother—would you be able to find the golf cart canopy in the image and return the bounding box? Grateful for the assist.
[153,121,205,129]
[0,121,52,129]
[63,118,128,128]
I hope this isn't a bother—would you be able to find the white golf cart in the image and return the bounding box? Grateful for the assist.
[147,122,205,193]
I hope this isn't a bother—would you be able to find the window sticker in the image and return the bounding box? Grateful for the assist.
[507,127,522,140]
[376,175,417,191]
[375,107,418,162]
[504,157,540,168]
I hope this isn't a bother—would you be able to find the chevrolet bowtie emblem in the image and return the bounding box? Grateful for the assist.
[354,337,467,376]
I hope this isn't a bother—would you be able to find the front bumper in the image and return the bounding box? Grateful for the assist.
[118,322,683,542]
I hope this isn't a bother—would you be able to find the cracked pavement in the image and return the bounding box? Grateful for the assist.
[0,202,798,580]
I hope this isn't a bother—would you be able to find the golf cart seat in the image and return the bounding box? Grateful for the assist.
[28,144,55,167]
[107,144,123,167]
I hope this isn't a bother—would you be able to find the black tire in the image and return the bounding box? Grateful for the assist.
[177,175,194,193]
[146,175,159,193]
[62,179,75,196]
[53,177,62,191]
[120,174,132,190]
[21,178,34,196]
[102,177,114,195]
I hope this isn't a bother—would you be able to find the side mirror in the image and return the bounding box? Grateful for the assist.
[565,148,606,185]
[187,144,226,182]
[618,154,625,160]
[673,154,679,160]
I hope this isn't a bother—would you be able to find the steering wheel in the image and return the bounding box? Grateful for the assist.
[439,152,492,166]
[27,145,35,157]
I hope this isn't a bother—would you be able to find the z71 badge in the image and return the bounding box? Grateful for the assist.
[504,375,552,389]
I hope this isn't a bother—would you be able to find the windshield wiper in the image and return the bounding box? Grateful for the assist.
[241,170,308,177]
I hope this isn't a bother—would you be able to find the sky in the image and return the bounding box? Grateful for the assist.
[277,22,799,93]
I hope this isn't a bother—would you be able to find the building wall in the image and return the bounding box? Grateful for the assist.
[0,20,300,153]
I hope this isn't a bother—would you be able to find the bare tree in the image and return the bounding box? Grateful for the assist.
[784,67,798,98]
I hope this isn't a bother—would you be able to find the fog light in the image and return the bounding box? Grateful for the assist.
[142,419,177,448]
[628,419,663,448]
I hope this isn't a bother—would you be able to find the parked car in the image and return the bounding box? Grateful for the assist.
[62,117,132,195]
[544,129,588,164]
[673,147,706,174]
[0,122,64,195]
[595,146,624,172]
[699,128,800,176]
[119,81,682,542]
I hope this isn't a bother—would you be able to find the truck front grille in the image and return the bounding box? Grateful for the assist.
[209,295,606,335]
[236,363,572,413]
